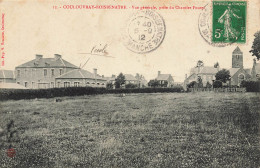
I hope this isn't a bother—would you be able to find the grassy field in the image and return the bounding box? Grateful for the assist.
[0,92,259,168]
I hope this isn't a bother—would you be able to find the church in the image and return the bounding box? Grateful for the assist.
[229,46,259,86]
[184,46,260,88]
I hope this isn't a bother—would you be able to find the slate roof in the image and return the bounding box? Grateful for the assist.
[0,70,15,79]
[156,74,172,81]
[16,57,78,68]
[233,46,242,54]
[56,69,106,81]
[199,66,218,74]
[125,74,137,81]
[229,68,240,76]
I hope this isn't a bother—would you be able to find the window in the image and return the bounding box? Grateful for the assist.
[64,82,70,88]
[44,69,47,76]
[17,82,20,84]
[74,82,80,87]
[51,69,55,76]
[57,82,60,88]
[17,70,20,77]
[32,82,35,89]
[51,82,54,88]
[236,55,239,59]
[59,69,63,75]
[24,82,28,88]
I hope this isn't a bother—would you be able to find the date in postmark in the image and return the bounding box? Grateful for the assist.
[212,1,246,43]
[122,10,166,54]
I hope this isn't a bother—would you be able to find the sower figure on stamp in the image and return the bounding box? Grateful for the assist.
[218,4,242,41]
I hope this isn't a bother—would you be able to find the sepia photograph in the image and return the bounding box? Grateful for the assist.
[0,0,259,167]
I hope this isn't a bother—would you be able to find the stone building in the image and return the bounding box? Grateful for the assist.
[15,54,79,89]
[229,47,251,86]
[155,71,174,87]
[55,68,107,88]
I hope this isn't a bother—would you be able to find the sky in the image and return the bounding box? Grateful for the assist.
[0,0,259,82]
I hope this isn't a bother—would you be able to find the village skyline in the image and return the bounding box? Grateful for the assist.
[0,0,259,82]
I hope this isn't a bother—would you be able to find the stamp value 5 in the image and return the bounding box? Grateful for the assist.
[212,1,247,43]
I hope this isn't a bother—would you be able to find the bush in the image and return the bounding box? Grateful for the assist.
[187,81,197,88]
[0,86,185,101]
[240,81,260,92]
[213,80,222,88]
[125,83,138,89]
[205,82,212,88]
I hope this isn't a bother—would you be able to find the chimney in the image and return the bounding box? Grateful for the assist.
[158,71,161,76]
[35,54,43,60]
[54,54,62,60]
[102,75,104,78]
[93,68,97,84]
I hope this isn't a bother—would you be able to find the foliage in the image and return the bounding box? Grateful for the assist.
[214,62,219,68]
[106,82,113,89]
[213,80,223,88]
[148,80,160,88]
[215,69,231,83]
[240,80,260,92]
[187,81,197,88]
[125,83,138,89]
[205,82,212,88]
[0,87,184,101]
[197,76,203,88]
[135,73,145,88]
[196,60,204,67]
[161,81,168,87]
[115,73,126,88]
[249,31,260,60]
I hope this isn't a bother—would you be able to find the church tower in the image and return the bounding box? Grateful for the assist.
[232,46,243,68]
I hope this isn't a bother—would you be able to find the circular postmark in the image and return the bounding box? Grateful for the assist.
[198,4,241,47]
[122,10,166,54]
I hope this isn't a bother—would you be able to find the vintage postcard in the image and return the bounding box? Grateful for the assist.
[0,0,259,167]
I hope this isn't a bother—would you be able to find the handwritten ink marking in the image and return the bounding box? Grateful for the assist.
[1,13,5,66]
[91,44,108,55]
[78,44,115,58]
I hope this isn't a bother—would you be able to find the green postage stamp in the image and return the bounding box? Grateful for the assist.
[212,1,247,43]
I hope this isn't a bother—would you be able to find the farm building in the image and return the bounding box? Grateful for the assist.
[55,68,107,88]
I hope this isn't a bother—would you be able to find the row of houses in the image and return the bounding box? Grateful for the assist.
[184,47,260,88]
[0,54,175,89]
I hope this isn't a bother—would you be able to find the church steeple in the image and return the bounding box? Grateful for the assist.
[232,46,243,68]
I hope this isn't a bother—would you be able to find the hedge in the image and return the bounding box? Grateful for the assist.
[240,81,260,92]
[0,86,184,101]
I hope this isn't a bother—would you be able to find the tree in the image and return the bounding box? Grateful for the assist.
[115,73,125,88]
[215,69,231,83]
[106,82,113,89]
[197,76,203,88]
[135,73,145,88]
[196,60,204,67]
[213,80,222,88]
[148,80,160,87]
[214,62,219,68]
[250,31,260,60]
[187,81,197,88]
[206,82,212,88]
